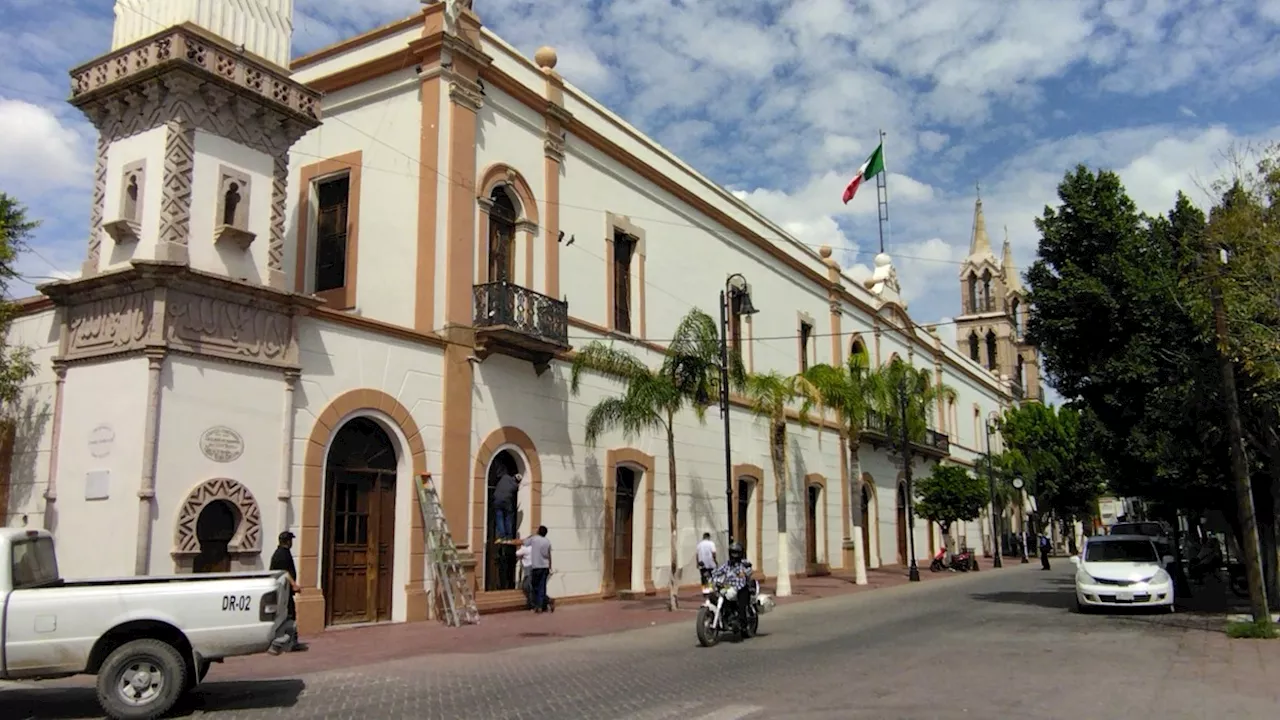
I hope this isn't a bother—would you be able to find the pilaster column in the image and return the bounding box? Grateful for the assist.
[278,369,299,532]
[135,346,166,576]
[537,47,569,300]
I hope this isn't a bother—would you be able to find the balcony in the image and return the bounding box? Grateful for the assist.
[1010,383,1025,401]
[965,297,998,314]
[860,411,951,459]
[472,282,570,375]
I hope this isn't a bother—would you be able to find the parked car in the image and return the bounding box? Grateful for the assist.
[1072,534,1176,614]
[1109,521,1174,563]
[0,528,290,719]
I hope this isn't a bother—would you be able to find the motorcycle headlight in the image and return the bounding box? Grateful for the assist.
[724,587,738,601]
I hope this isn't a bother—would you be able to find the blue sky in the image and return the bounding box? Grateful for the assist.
[2,0,1279,399]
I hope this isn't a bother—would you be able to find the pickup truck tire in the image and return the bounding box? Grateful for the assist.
[96,639,188,720]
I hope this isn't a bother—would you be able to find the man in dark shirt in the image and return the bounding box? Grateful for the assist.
[493,470,520,541]
[269,531,308,654]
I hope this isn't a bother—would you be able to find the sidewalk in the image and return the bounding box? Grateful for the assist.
[207,562,1012,681]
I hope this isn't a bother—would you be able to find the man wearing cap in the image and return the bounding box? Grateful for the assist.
[269,531,308,654]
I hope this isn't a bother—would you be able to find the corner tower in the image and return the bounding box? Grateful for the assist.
[70,0,319,289]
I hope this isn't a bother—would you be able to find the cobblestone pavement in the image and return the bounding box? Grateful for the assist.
[7,564,1279,719]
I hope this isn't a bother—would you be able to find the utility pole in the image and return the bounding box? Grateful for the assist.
[899,372,920,582]
[1208,243,1270,623]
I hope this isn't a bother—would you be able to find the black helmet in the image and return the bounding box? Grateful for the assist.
[728,541,745,562]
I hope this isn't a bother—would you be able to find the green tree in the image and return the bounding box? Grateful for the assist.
[570,308,736,611]
[741,370,821,597]
[996,402,1105,528]
[0,194,36,415]
[798,345,886,585]
[915,464,988,555]
[873,357,956,454]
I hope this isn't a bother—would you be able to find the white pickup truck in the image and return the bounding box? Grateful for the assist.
[0,527,290,719]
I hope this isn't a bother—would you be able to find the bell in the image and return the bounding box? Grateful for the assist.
[734,289,759,316]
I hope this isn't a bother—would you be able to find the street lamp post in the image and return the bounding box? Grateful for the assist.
[719,273,757,549]
[898,372,920,582]
[985,420,1002,569]
[1013,476,1029,563]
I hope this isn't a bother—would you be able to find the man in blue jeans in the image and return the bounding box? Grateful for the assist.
[492,469,520,541]
[524,525,553,612]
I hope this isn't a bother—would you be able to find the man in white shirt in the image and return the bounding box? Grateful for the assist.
[516,543,534,609]
[696,532,718,585]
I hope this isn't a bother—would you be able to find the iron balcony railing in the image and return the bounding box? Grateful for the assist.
[472,281,569,347]
[861,411,950,455]
[966,297,997,314]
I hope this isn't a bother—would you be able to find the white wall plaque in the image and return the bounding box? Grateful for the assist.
[88,425,114,459]
[85,470,110,501]
[200,426,245,463]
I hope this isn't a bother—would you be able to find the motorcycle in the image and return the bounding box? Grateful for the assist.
[695,567,775,647]
[929,547,973,573]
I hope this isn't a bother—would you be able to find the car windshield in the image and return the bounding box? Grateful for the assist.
[11,536,60,589]
[1111,523,1163,537]
[1085,540,1157,563]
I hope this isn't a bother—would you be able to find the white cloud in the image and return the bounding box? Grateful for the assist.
[0,100,89,191]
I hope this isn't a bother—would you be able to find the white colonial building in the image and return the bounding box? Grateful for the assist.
[2,0,1039,634]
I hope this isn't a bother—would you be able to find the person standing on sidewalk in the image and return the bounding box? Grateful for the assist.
[516,542,534,609]
[526,525,553,613]
[696,532,717,585]
[1038,533,1052,570]
[268,531,308,654]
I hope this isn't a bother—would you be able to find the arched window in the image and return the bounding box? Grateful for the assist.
[124,173,140,221]
[1016,355,1025,388]
[981,270,993,310]
[967,332,980,362]
[985,330,998,370]
[967,273,978,313]
[1010,298,1022,335]
[488,187,518,283]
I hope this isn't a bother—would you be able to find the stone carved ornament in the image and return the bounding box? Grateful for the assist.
[66,291,154,359]
[174,477,262,555]
[165,290,292,364]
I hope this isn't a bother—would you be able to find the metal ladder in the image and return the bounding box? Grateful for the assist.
[416,473,480,627]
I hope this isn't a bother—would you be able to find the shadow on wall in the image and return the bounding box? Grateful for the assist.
[788,436,808,567]
[6,394,51,526]
[689,471,720,546]
[478,359,574,462]
[569,455,605,562]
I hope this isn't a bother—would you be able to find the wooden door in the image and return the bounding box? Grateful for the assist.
[806,486,819,565]
[612,469,636,590]
[326,472,373,625]
[373,472,396,622]
[861,487,872,568]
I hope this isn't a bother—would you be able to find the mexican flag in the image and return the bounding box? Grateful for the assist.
[841,143,885,204]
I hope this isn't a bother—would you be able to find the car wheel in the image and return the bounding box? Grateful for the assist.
[1075,600,1091,614]
[96,638,188,720]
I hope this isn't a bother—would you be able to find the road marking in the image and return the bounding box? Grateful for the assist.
[692,704,766,720]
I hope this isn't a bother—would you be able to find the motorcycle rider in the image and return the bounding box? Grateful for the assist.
[711,541,753,627]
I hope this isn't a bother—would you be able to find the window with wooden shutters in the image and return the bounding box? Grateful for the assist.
[489,188,517,283]
[314,175,350,293]
[799,320,814,371]
[613,230,635,333]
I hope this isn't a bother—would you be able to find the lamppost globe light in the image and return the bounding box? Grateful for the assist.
[1012,477,1024,490]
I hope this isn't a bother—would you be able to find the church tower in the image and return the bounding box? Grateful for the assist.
[69,0,319,288]
[953,192,1042,401]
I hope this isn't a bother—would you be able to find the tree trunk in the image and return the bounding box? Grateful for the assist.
[940,522,953,564]
[774,420,791,597]
[850,439,869,585]
[1266,428,1280,605]
[666,418,679,612]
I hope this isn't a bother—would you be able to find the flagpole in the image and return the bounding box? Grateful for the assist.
[875,129,890,254]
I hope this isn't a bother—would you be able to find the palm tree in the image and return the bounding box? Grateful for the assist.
[798,345,885,585]
[741,370,821,597]
[875,357,958,565]
[570,308,736,611]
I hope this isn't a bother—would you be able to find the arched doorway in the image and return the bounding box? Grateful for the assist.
[193,500,237,573]
[806,485,820,565]
[612,466,637,590]
[484,449,522,592]
[736,478,753,549]
[861,485,872,570]
[896,483,908,566]
[323,417,398,626]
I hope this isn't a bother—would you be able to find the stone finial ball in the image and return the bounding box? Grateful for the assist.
[534,46,558,70]
[818,245,832,258]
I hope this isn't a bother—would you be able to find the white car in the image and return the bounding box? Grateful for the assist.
[1072,534,1176,613]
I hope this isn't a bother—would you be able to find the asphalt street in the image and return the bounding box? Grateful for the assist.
[5,564,1276,719]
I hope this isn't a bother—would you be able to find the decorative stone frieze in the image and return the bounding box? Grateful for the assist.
[173,477,263,556]
[165,290,293,365]
[65,291,156,360]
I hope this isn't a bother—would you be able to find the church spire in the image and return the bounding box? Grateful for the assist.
[968,184,995,259]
